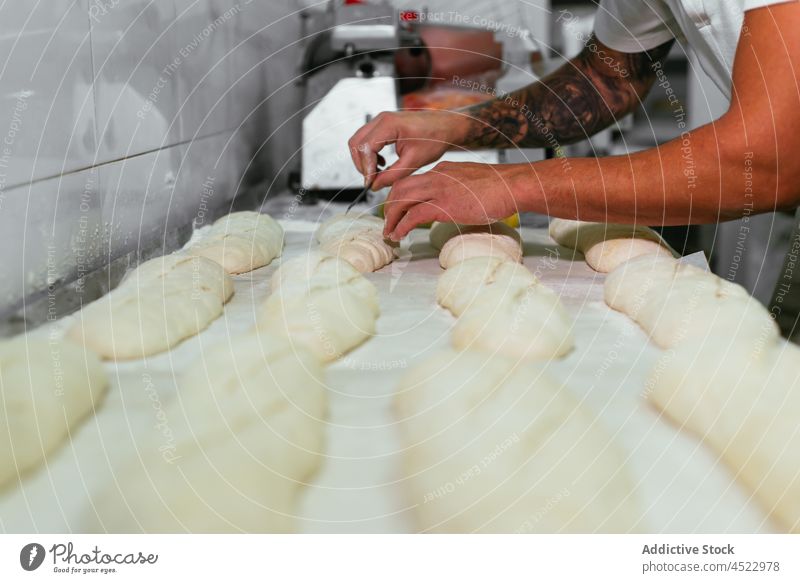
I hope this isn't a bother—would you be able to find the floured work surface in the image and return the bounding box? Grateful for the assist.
[0,208,773,533]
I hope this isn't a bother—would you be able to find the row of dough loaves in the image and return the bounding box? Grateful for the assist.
[1,212,284,511]
[605,254,798,532]
[0,335,108,489]
[257,251,380,362]
[389,223,634,532]
[86,247,382,530]
[86,333,327,532]
[431,222,574,361]
[68,211,284,360]
[394,349,642,532]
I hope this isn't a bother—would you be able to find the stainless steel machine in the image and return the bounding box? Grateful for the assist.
[294,1,550,200]
[298,2,423,196]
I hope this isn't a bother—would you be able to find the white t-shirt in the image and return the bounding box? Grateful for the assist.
[594,0,793,98]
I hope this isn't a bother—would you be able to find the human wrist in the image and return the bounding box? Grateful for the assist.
[512,159,558,215]
[444,110,479,149]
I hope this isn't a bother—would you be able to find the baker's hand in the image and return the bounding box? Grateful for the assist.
[348,110,473,190]
[383,161,531,241]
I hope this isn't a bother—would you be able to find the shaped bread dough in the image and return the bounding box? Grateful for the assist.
[122,250,231,284]
[320,230,396,273]
[315,214,397,273]
[584,238,673,273]
[395,349,641,533]
[185,211,284,274]
[648,337,800,533]
[270,252,379,314]
[258,254,379,361]
[549,218,673,273]
[68,254,234,360]
[452,282,574,360]
[436,256,537,317]
[603,254,678,317]
[314,213,385,243]
[430,222,522,269]
[86,333,326,533]
[270,250,359,289]
[439,233,523,270]
[0,335,108,488]
[429,221,521,251]
[648,293,776,349]
[258,286,378,362]
[637,269,774,348]
[614,257,790,529]
[604,255,777,348]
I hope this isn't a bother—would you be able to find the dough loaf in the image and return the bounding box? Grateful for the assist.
[452,282,574,360]
[270,251,377,309]
[68,254,234,360]
[605,255,778,348]
[549,218,673,273]
[270,250,360,290]
[436,257,536,317]
[430,222,522,269]
[611,254,793,530]
[603,254,678,317]
[0,335,108,488]
[395,349,641,533]
[185,211,284,274]
[315,214,397,272]
[257,253,379,361]
[649,337,800,532]
[86,333,326,533]
[314,213,384,244]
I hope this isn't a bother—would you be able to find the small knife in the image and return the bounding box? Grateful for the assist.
[347,113,384,214]
[346,182,371,214]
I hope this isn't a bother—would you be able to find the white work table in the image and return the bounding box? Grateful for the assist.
[0,206,774,534]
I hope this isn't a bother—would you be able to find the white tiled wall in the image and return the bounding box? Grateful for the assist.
[90,0,181,162]
[0,0,97,186]
[173,0,234,142]
[0,0,302,314]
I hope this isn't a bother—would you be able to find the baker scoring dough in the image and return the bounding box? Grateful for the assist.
[349,2,799,248]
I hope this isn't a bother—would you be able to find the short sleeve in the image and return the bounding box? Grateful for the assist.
[594,0,680,53]
[743,0,796,10]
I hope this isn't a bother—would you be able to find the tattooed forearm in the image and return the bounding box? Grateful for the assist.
[459,35,675,149]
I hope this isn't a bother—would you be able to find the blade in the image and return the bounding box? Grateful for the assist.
[345,185,370,213]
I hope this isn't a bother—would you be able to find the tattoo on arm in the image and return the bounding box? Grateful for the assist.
[460,35,675,149]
